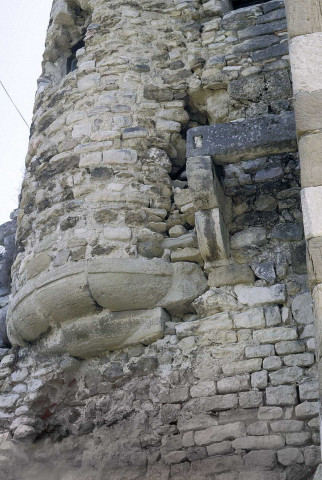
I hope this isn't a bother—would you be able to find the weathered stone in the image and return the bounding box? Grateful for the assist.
[195,422,246,447]
[271,420,304,433]
[234,284,286,307]
[301,187,322,239]
[277,448,304,466]
[251,371,268,389]
[266,386,298,406]
[299,381,319,401]
[290,33,322,95]
[231,227,266,249]
[295,402,319,419]
[258,407,283,420]
[195,209,230,262]
[217,375,250,394]
[232,435,285,451]
[264,306,281,327]
[285,0,322,39]
[284,353,315,367]
[292,292,314,325]
[187,113,297,162]
[263,356,283,371]
[239,391,263,408]
[193,289,238,317]
[222,359,262,376]
[208,264,255,287]
[233,308,265,330]
[245,345,275,359]
[269,367,304,386]
[275,341,305,355]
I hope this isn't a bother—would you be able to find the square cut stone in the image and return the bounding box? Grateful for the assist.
[295,90,322,135]
[307,237,322,286]
[195,209,229,263]
[299,133,322,187]
[290,33,322,95]
[285,0,322,39]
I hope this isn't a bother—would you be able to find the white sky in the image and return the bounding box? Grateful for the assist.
[0,0,53,225]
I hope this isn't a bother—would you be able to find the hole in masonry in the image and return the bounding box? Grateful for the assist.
[194,135,203,149]
[66,39,85,74]
[233,0,267,9]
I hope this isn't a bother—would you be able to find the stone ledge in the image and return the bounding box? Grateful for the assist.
[186,113,297,162]
[7,258,207,348]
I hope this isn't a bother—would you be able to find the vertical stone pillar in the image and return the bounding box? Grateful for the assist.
[285,1,322,472]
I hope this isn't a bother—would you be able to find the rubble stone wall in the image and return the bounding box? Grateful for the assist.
[0,0,320,479]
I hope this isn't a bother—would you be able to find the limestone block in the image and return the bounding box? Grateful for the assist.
[195,209,229,262]
[222,359,262,376]
[245,345,275,359]
[266,386,298,406]
[186,113,297,162]
[51,0,75,26]
[186,156,231,221]
[290,33,322,95]
[277,448,303,466]
[253,327,298,344]
[291,292,314,325]
[88,258,204,315]
[217,375,250,394]
[232,435,285,451]
[102,149,137,165]
[251,371,268,389]
[269,366,304,386]
[194,422,246,446]
[312,283,322,355]
[7,264,98,344]
[295,401,319,419]
[295,90,322,135]
[299,133,322,188]
[285,0,322,39]
[170,248,202,264]
[26,252,52,279]
[231,227,266,249]
[307,237,322,286]
[7,258,206,346]
[42,308,168,358]
[239,391,263,408]
[233,308,265,330]
[234,284,286,307]
[208,264,254,287]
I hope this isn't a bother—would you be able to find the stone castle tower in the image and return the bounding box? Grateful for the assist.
[0,0,322,478]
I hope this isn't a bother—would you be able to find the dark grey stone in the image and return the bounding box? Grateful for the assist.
[257,8,286,24]
[291,244,307,275]
[186,113,297,163]
[262,1,285,14]
[129,356,158,376]
[234,34,279,54]
[238,19,287,39]
[229,74,265,102]
[0,307,10,348]
[271,223,304,241]
[251,41,289,62]
[252,261,276,284]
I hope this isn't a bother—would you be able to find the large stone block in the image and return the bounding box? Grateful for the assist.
[234,284,286,307]
[307,237,322,286]
[295,90,322,135]
[195,209,229,263]
[194,422,246,446]
[285,0,322,39]
[301,187,322,239]
[290,33,322,95]
[39,308,168,358]
[299,133,322,187]
[186,156,231,222]
[208,264,255,288]
[186,113,297,163]
[7,258,207,347]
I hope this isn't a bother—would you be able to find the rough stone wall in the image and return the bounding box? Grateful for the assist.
[0,0,321,479]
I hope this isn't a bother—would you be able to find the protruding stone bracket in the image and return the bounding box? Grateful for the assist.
[186,113,297,266]
[186,113,297,163]
[186,155,231,266]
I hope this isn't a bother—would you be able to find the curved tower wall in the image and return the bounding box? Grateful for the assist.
[0,0,321,479]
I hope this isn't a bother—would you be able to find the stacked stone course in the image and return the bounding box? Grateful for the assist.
[0,0,321,478]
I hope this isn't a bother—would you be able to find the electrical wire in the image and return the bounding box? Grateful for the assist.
[0,80,29,129]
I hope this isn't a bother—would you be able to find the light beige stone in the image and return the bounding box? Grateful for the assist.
[195,208,229,262]
[285,0,322,39]
[290,33,322,95]
[295,90,322,135]
[208,264,254,287]
[299,133,322,188]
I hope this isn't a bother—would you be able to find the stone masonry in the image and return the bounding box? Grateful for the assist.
[0,0,321,479]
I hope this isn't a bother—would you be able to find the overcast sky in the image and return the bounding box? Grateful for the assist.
[0,0,53,225]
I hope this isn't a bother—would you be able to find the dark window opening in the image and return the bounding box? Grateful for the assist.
[233,0,267,8]
[66,39,85,74]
